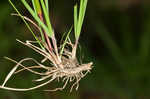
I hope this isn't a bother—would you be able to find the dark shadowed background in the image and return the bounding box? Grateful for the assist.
[0,0,150,99]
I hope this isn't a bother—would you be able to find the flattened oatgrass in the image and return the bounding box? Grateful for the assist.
[0,0,93,92]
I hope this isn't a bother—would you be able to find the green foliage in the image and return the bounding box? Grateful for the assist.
[74,0,88,39]
[21,0,51,37]
[32,0,41,15]
[60,26,73,55]
[9,0,44,48]
[40,0,53,37]
[32,0,45,44]
[10,0,88,42]
[0,0,150,99]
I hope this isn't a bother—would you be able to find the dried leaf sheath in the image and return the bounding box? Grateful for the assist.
[0,0,93,92]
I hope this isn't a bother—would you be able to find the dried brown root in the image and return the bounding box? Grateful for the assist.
[5,57,48,76]
[15,66,45,74]
[0,39,93,92]
[11,13,41,31]
[17,39,61,68]
[70,76,81,92]
[0,60,92,91]
[32,74,53,82]
[0,77,56,91]
[44,77,69,91]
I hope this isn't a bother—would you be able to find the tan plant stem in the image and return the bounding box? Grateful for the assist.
[39,12,61,66]
[52,33,61,63]
[11,13,40,31]
[72,38,79,59]
[38,13,53,52]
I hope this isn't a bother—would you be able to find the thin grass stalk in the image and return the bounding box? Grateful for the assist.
[40,0,53,37]
[76,0,88,39]
[32,0,45,44]
[34,0,59,61]
[40,0,60,61]
[76,0,84,39]
[45,0,49,15]
[60,27,73,56]
[21,0,50,37]
[74,4,78,38]
[9,0,44,49]
[33,0,53,52]
[0,0,92,92]
[72,0,88,58]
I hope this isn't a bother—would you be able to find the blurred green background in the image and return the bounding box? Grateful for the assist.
[0,0,150,99]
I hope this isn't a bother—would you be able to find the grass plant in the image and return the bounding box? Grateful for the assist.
[0,0,92,92]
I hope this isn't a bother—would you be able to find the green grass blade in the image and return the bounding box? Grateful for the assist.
[21,0,50,37]
[9,0,44,48]
[40,0,53,37]
[75,0,88,39]
[32,0,37,14]
[60,31,68,45]
[2,57,19,87]
[76,0,84,38]
[74,4,78,38]
[45,0,49,15]
[32,0,45,46]
[32,0,41,14]
[60,27,73,55]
